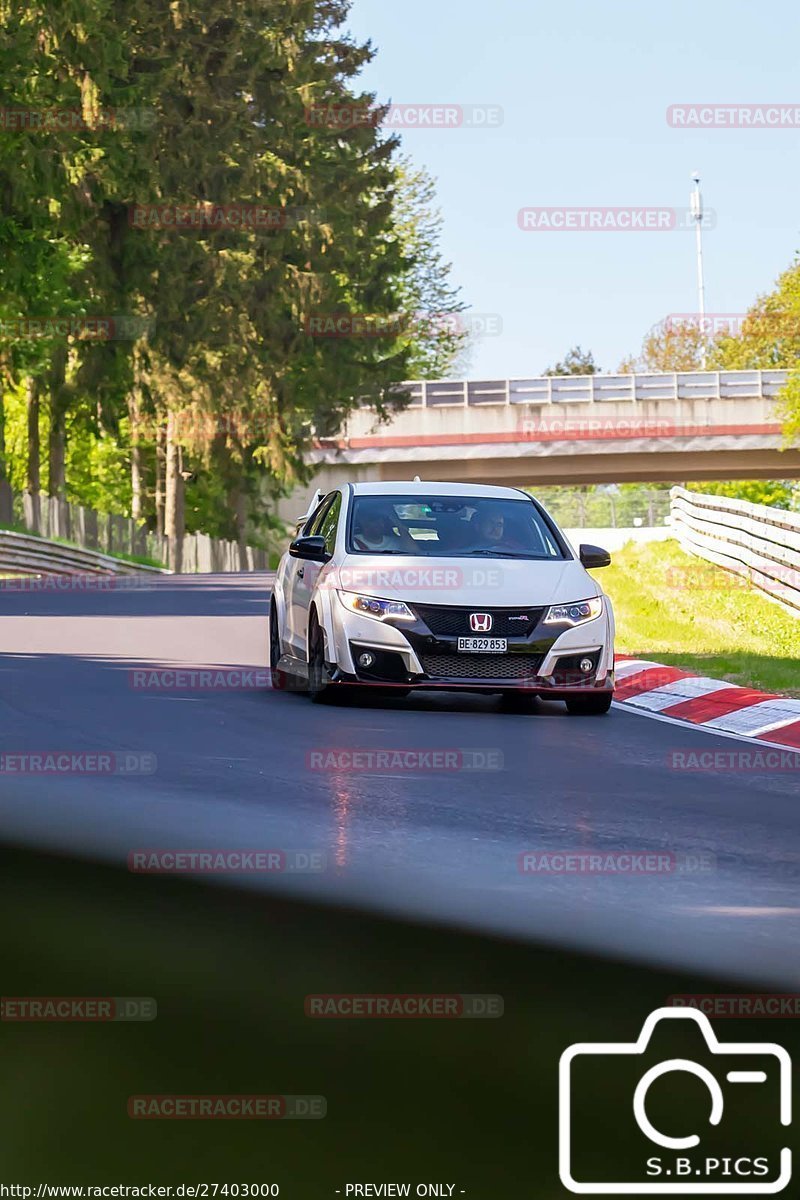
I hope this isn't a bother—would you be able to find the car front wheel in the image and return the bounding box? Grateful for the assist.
[307,615,336,704]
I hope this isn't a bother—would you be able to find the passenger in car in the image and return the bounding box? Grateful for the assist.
[353,508,413,552]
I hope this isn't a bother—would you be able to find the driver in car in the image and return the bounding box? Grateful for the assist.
[462,509,517,552]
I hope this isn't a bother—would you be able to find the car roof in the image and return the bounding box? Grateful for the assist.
[348,481,529,500]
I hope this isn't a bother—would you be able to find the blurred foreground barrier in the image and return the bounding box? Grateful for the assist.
[670,486,800,614]
[1,843,796,1189]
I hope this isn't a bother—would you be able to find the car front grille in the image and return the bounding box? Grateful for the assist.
[420,653,544,681]
[411,604,545,638]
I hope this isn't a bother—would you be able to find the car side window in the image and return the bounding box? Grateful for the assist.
[318,492,342,556]
[304,495,334,537]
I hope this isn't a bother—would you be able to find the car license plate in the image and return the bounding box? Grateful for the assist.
[457,637,507,653]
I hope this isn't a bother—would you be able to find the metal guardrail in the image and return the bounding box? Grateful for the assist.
[0,529,169,579]
[15,491,271,574]
[392,370,789,408]
[20,490,168,563]
[669,487,800,614]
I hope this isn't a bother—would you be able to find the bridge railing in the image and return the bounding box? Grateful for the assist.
[670,486,800,614]
[392,370,789,408]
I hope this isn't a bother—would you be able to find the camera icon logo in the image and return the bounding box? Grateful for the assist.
[559,1006,791,1194]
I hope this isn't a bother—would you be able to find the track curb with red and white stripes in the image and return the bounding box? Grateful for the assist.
[613,655,800,753]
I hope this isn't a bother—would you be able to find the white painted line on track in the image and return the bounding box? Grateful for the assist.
[748,713,800,737]
[678,906,800,917]
[615,659,664,677]
[624,677,736,713]
[610,699,800,756]
[702,700,800,735]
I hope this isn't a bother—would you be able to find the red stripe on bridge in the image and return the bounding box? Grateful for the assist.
[316,423,781,452]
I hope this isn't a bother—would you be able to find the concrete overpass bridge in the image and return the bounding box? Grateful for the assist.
[278,369,799,521]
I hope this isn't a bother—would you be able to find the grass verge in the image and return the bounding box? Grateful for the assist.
[598,537,800,697]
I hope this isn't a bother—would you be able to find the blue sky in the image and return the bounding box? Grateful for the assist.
[346,0,800,379]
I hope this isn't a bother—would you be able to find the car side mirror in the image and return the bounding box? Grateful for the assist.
[289,535,330,563]
[579,543,611,569]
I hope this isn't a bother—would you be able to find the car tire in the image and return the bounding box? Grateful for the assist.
[307,614,336,704]
[269,599,288,690]
[565,693,613,715]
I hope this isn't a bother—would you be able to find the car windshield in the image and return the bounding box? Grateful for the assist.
[347,494,565,559]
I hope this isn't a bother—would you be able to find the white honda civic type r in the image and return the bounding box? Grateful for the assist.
[269,481,616,714]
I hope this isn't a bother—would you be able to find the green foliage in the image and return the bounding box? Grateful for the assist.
[0,0,461,540]
[602,538,800,697]
[543,345,599,375]
[390,157,468,379]
[619,322,706,372]
[2,381,28,493]
[622,258,800,451]
[65,411,132,515]
[530,483,671,527]
[708,258,800,448]
[686,479,800,511]
[710,259,800,373]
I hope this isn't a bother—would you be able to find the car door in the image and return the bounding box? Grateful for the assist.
[283,495,332,657]
[287,492,341,658]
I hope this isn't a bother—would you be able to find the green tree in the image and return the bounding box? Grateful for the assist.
[686,479,799,511]
[0,0,464,567]
[544,345,599,375]
[710,258,800,445]
[619,320,707,373]
[390,157,467,379]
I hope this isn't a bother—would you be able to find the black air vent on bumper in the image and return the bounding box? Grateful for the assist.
[420,653,544,681]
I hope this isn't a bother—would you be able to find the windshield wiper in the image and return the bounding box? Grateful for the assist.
[464,550,544,559]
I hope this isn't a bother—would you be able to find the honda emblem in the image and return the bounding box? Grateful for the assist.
[469,612,493,632]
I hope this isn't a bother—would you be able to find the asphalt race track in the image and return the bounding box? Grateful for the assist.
[2,572,799,986]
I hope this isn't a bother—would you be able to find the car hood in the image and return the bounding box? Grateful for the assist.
[328,555,600,608]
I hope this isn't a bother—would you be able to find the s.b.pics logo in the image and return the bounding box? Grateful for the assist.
[559,1007,791,1193]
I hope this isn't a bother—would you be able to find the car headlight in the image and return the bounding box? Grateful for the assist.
[543,596,603,626]
[338,591,415,621]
